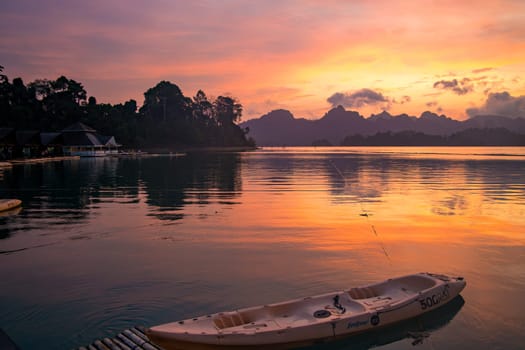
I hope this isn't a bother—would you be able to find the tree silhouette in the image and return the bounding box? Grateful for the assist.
[140,81,192,121]
[192,90,214,126]
[0,68,255,149]
[214,96,242,126]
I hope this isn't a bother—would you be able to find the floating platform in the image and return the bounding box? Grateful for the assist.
[0,199,22,213]
[9,156,80,164]
[76,327,162,350]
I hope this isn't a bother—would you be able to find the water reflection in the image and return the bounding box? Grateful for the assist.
[2,150,523,233]
[247,150,525,216]
[140,153,242,221]
[323,155,525,208]
[0,148,524,350]
[0,153,243,240]
[244,150,524,241]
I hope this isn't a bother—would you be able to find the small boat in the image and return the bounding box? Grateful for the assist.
[0,199,22,213]
[147,273,466,349]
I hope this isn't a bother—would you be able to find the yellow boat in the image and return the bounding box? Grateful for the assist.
[0,199,22,213]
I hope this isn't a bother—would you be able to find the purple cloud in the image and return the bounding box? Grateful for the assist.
[433,78,474,95]
[395,95,411,104]
[327,89,413,111]
[327,89,389,108]
[467,91,525,118]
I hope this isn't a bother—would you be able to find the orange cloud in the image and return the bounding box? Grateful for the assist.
[1,0,524,120]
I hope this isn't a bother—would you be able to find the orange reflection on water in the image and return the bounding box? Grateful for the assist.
[211,153,525,250]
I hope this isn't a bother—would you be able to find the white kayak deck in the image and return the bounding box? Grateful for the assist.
[181,274,435,335]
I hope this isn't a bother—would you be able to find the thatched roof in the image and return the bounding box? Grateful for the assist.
[62,122,96,133]
[16,130,40,145]
[40,132,63,146]
[0,123,119,148]
[98,135,119,147]
[62,132,104,146]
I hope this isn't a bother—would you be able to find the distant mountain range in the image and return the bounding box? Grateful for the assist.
[240,106,525,146]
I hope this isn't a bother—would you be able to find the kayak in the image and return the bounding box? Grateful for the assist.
[147,273,466,349]
[0,199,22,213]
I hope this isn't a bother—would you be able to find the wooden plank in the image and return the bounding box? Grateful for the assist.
[141,343,160,350]
[77,327,162,350]
[130,327,149,341]
[112,337,132,350]
[93,339,111,350]
[102,338,122,350]
[130,327,161,350]
[122,329,146,346]
[115,333,138,349]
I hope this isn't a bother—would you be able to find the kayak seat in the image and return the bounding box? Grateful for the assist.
[348,286,379,299]
[214,312,250,329]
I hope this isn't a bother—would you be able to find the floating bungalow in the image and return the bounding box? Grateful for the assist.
[61,122,119,157]
[0,122,120,160]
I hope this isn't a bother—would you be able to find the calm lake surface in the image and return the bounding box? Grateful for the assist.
[1,147,524,350]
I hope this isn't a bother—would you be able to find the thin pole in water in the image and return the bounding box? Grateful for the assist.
[328,159,391,262]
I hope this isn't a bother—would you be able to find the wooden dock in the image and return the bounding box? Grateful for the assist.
[77,326,162,350]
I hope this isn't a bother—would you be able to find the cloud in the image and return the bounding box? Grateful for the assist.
[2,0,524,119]
[423,92,443,97]
[466,91,525,118]
[425,101,443,113]
[472,67,493,74]
[327,89,414,111]
[394,95,411,104]
[327,88,390,108]
[433,78,474,95]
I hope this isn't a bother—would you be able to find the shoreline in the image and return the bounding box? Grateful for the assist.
[0,156,80,165]
[3,145,520,164]
[141,146,258,153]
[6,156,80,164]
[0,147,258,163]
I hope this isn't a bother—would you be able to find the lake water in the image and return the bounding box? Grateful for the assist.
[1,147,524,350]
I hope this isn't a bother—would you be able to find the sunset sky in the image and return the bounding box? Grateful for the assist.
[1,0,524,120]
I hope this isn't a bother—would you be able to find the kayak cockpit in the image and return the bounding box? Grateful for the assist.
[348,274,438,300]
[213,294,368,331]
